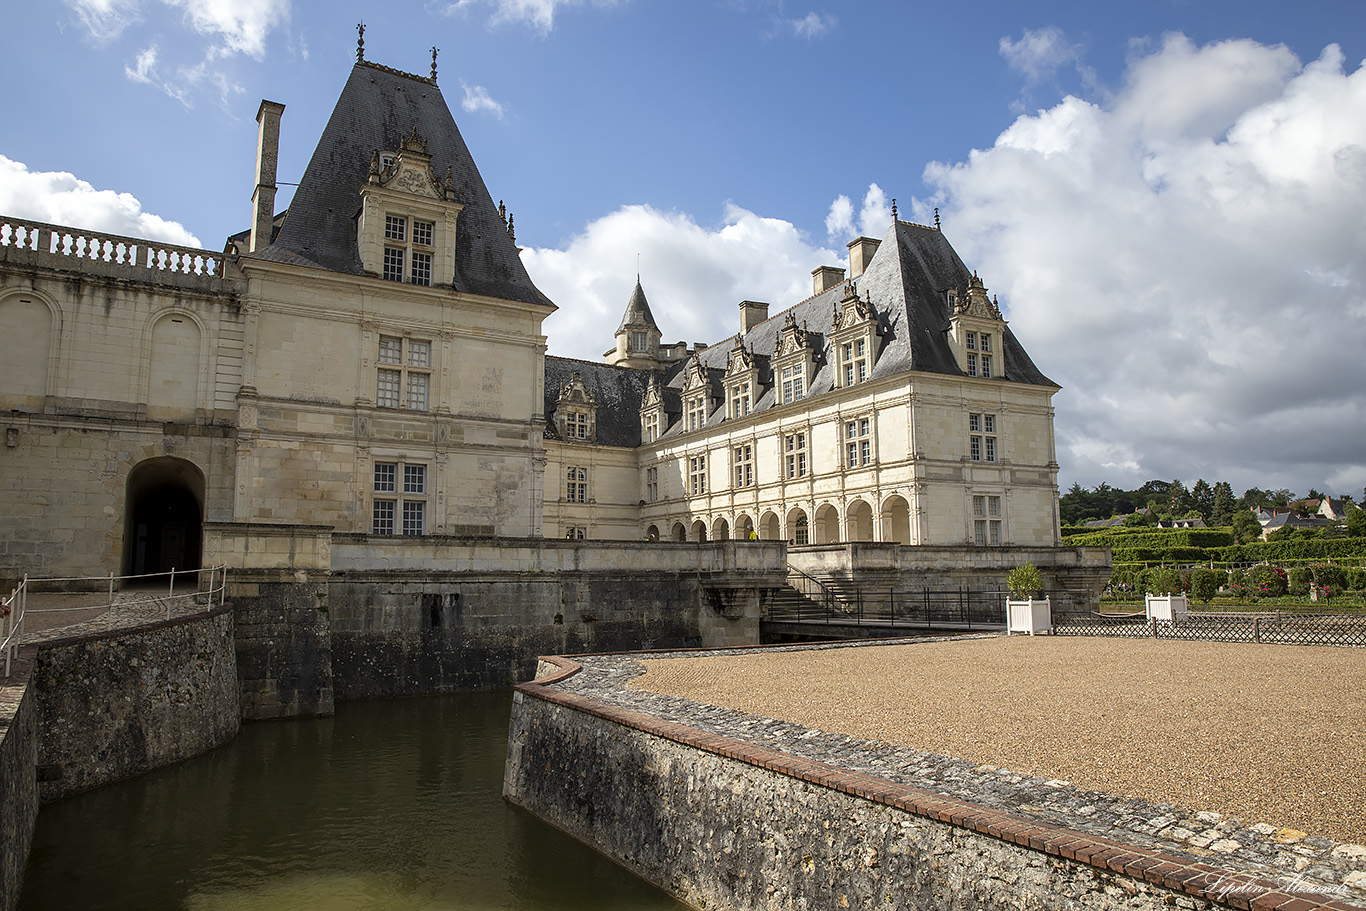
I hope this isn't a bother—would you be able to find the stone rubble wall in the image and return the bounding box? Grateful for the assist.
[0,660,38,911]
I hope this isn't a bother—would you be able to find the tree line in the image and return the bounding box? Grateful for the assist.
[1060,479,1363,529]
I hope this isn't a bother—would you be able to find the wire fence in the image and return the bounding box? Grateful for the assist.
[1052,612,1366,647]
[2,565,229,677]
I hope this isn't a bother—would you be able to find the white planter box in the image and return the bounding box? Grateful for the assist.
[1145,594,1188,622]
[1006,597,1051,635]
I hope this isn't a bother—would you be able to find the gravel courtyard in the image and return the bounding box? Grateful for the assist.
[629,636,1366,844]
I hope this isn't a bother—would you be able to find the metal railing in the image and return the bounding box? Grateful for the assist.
[2,565,229,677]
[768,579,1011,630]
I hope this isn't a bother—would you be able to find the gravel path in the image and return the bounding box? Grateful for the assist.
[629,636,1366,845]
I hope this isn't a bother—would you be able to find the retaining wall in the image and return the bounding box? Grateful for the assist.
[0,661,37,911]
[506,656,1362,911]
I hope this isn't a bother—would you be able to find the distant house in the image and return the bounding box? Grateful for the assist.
[1260,512,1334,540]
[1254,506,1292,527]
[1083,515,1128,529]
[1319,497,1353,521]
[1158,517,1206,529]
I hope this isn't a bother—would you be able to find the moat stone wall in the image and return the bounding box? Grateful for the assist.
[0,661,38,911]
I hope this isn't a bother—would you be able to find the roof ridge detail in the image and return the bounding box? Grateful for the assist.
[358,59,435,86]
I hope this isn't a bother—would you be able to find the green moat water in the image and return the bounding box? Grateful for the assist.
[18,691,688,911]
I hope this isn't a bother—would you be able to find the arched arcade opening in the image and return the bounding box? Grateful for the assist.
[123,457,206,577]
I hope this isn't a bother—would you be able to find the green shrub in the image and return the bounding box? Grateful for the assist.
[1310,563,1347,594]
[1288,566,1312,596]
[1247,564,1288,598]
[1191,568,1225,603]
[1007,562,1044,598]
[1148,566,1183,595]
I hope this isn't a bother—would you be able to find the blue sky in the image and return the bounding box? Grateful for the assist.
[4,0,1366,502]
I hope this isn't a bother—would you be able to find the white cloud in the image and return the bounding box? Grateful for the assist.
[64,0,142,42]
[461,0,623,33]
[786,12,835,39]
[524,203,840,360]
[163,0,290,58]
[0,156,201,248]
[825,183,891,240]
[922,36,1366,497]
[461,82,506,118]
[1000,26,1083,85]
[124,45,158,84]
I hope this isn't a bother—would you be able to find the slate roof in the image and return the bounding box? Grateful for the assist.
[544,357,657,448]
[249,61,552,310]
[617,279,659,333]
[653,220,1056,440]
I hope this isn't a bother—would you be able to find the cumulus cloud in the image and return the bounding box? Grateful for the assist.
[0,156,201,247]
[999,25,1100,113]
[921,34,1366,496]
[64,0,142,42]
[524,203,840,360]
[786,12,835,39]
[825,184,893,241]
[433,0,625,33]
[461,82,506,118]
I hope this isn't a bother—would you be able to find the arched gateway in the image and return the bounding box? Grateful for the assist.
[123,457,206,576]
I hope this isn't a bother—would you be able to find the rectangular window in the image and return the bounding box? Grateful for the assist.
[733,444,754,488]
[646,466,658,502]
[781,363,805,404]
[979,333,991,353]
[966,331,977,351]
[966,352,978,377]
[643,412,659,443]
[382,247,405,282]
[689,455,707,496]
[969,413,997,462]
[566,466,588,503]
[973,495,1002,546]
[784,432,807,479]
[373,460,426,535]
[376,336,432,411]
[410,251,432,286]
[631,331,649,351]
[687,396,707,431]
[384,215,407,242]
[568,412,589,439]
[981,355,992,379]
[412,219,433,247]
[841,337,869,386]
[730,383,750,418]
[844,417,873,467]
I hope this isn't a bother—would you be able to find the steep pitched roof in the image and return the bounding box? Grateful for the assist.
[666,221,1056,398]
[544,357,654,448]
[617,279,659,333]
[252,61,551,310]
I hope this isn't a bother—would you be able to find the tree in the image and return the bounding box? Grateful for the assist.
[1211,482,1236,526]
[1241,487,1268,508]
[1347,508,1366,538]
[1191,479,1214,522]
[1231,510,1263,544]
[1168,480,1191,517]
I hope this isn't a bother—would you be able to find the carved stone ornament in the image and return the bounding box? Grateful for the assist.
[726,336,755,375]
[682,360,709,391]
[642,374,663,408]
[557,371,596,406]
[834,282,876,332]
[774,311,810,359]
[955,271,1004,321]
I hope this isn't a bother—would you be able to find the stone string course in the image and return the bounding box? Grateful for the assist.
[530,637,1366,911]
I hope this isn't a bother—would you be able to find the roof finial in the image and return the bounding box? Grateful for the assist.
[934,207,940,230]
[891,198,898,221]
[431,46,439,82]
[356,21,365,62]
[507,213,516,244]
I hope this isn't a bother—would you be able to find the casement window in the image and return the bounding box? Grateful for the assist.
[630,331,650,351]
[780,362,805,404]
[566,411,589,440]
[841,337,869,386]
[565,526,586,540]
[733,444,754,488]
[382,214,436,286]
[688,455,707,496]
[730,382,751,418]
[646,466,659,502]
[686,395,708,432]
[969,413,997,463]
[566,466,588,503]
[784,432,807,479]
[973,495,1002,546]
[373,461,426,535]
[377,336,431,411]
[966,332,993,378]
[793,515,809,546]
[643,411,659,443]
[844,417,873,468]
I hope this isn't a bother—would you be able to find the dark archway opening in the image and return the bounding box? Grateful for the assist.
[123,458,205,577]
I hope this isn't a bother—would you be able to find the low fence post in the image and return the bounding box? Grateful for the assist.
[1254,616,1261,644]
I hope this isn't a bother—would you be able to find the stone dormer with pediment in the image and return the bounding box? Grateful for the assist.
[681,360,714,433]
[829,280,879,389]
[552,371,598,442]
[357,127,464,287]
[772,312,818,406]
[723,336,761,420]
[948,271,1007,380]
[640,373,666,443]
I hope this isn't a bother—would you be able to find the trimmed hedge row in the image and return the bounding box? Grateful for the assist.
[1063,528,1234,548]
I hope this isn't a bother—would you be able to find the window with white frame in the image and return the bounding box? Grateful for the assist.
[780,362,805,404]
[841,337,869,386]
[377,336,431,411]
[973,494,1002,545]
[979,332,993,378]
[969,413,997,463]
[566,466,588,503]
[733,444,754,488]
[566,411,589,440]
[688,455,707,496]
[730,382,751,419]
[382,214,436,286]
[646,466,658,502]
[966,332,994,378]
[784,432,807,479]
[844,417,873,468]
[373,461,426,535]
[643,411,659,443]
[686,395,708,432]
[630,331,649,351]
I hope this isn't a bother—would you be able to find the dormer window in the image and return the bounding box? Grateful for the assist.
[359,129,462,288]
[840,338,869,386]
[730,382,751,418]
[773,312,816,406]
[950,273,1007,381]
[780,363,804,404]
[553,371,598,442]
[631,331,650,351]
[686,394,707,431]
[830,282,878,389]
[723,337,759,421]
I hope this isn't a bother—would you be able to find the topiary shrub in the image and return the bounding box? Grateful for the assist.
[1191,568,1225,603]
[1007,561,1044,598]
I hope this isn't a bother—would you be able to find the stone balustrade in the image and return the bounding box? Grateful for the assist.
[0,216,224,282]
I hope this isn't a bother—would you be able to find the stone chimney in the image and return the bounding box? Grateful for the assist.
[847,236,881,279]
[249,100,286,254]
[811,265,846,296]
[739,300,769,334]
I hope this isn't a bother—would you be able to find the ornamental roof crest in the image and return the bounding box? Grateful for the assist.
[682,360,710,392]
[726,336,755,375]
[833,281,876,332]
[953,272,1004,321]
[642,374,663,408]
[556,371,596,406]
[774,311,811,359]
[367,126,454,200]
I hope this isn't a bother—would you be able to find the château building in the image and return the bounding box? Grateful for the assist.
[0,52,1062,583]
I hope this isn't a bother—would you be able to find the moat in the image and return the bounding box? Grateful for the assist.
[17,691,687,911]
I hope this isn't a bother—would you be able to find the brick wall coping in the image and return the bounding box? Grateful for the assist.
[516,641,1366,911]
